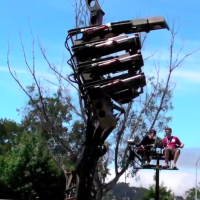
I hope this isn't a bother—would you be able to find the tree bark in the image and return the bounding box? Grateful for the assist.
[96,188,103,200]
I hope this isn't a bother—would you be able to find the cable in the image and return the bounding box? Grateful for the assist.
[65,35,77,72]
[68,74,78,83]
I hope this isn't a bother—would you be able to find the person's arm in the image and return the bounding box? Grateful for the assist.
[162,138,166,148]
[180,143,184,148]
[176,137,184,148]
[136,135,147,147]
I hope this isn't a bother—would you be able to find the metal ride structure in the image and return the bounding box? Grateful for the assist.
[127,137,180,200]
[64,0,169,200]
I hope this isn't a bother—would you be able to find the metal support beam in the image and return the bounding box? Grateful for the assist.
[85,0,105,25]
[195,156,200,200]
[155,159,160,200]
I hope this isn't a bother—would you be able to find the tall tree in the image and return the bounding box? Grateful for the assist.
[0,118,23,154]
[185,185,200,200]
[112,182,147,200]
[17,86,84,170]
[143,182,174,200]
[0,132,66,200]
[143,175,174,200]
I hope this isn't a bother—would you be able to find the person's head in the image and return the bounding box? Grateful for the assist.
[149,129,156,139]
[165,127,172,137]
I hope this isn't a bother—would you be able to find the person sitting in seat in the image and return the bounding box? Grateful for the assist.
[137,129,157,165]
[162,127,184,169]
[128,130,156,165]
[136,129,156,147]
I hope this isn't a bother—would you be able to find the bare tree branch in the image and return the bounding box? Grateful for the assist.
[149,21,200,130]
[114,102,133,175]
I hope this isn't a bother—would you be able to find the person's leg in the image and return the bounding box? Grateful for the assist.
[130,148,135,160]
[143,149,151,166]
[147,148,154,164]
[149,152,154,163]
[173,149,180,168]
[137,149,145,165]
[143,151,149,165]
[141,152,145,164]
[146,151,151,164]
[164,149,170,168]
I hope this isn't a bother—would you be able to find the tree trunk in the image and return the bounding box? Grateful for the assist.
[96,189,103,200]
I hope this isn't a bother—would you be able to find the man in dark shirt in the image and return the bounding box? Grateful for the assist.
[162,127,184,169]
[136,129,156,148]
[128,129,156,165]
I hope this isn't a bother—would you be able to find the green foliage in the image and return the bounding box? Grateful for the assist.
[18,86,83,169]
[68,120,85,152]
[143,181,174,200]
[0,132,65,199]
[19,85,85,151]
[112,182,148,200]
[0,118,24,154]
[185,185,200,200]
[20,86,73,136]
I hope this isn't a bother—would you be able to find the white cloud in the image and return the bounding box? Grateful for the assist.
[172,70,200,82]
[0,65,76,92]
[0,66,27,74]
[142,43,200,87]
[143,50,199,64]
[143,64,200,94]
[158,68,200,84]
[142,39,200,63]
[107,168,199,197]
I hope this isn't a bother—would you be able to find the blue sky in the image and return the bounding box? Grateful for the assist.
[1,0,200,195]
